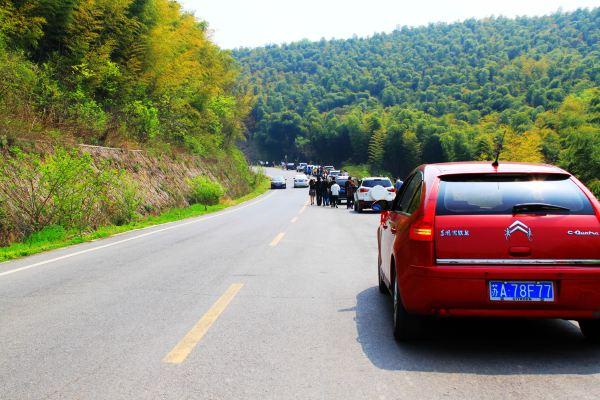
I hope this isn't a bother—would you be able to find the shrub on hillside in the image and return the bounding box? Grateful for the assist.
[0,147,142,241]
[106,174,142,226]
[187,176,224,210]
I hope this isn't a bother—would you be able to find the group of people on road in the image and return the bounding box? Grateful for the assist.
[308,175,357,209]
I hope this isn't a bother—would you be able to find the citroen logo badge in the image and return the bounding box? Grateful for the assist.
[505,220,533,241]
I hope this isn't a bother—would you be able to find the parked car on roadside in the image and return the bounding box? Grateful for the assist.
[270,176,287,189]
[354,177,396,212]
[294,174,309,188]
[286,163,296,170]
[334,176,349,203]
[297,163,307,173]
[329,170,341,179]
[375,161,600,342]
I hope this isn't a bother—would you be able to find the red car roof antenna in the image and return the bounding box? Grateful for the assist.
[492,129,506,168]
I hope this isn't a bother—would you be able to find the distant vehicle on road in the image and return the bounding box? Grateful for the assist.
[270,176,287,189]
[354,177,395,213]
[375,162,600,342]
[329,170,341,178]
[293,174,309,188]
[297,163,307,172]
[286,163,296,170]
[324,165,334,173]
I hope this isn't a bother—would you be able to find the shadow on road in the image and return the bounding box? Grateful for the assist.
[351,286,600,375]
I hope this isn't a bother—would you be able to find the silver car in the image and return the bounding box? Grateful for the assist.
[293,174,309,188]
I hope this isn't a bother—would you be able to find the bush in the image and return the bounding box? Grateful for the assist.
[125,100,160,142]
[67,89,107,135]
[0,147,142,240]
[187,176,224,209]
[106,174,141,226]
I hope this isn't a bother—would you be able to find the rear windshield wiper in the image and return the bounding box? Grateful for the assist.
[512,203,570,214]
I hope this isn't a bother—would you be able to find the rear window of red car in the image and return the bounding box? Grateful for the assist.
[436,174,594,215]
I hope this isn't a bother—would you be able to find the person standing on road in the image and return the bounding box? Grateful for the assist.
[316,177,322,206]
[322,177,330,206]
[330,179,341,208]
[345,176,355,209]
[309,179,316,205]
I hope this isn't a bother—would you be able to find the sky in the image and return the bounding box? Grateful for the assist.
[178,0,600,49]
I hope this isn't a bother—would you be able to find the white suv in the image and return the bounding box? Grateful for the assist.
[353,177,396,212]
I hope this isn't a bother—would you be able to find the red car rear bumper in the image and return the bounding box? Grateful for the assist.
[400,264,600,319]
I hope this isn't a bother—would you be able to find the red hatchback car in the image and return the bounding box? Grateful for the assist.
[376,162,600,341]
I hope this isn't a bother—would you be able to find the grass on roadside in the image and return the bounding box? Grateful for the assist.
[0,175,271,263]
[341,164,372,179]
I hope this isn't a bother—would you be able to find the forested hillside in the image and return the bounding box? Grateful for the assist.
[234,9,600,193]
[0,0,250,155]
[0,0,261,248]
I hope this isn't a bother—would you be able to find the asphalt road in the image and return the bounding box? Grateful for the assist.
[1,167,599,400]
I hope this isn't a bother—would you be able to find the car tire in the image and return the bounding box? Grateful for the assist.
[356,201,363,213]
[579,320,600,343]
[392,277,421,342]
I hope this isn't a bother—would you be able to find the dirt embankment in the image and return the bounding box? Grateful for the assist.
[77,144,254,210]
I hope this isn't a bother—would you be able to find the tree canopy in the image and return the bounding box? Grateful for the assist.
[0,0,251,156]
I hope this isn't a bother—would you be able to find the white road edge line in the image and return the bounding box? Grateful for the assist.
[0,191,275,278]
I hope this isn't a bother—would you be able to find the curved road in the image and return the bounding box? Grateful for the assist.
[1,168,598,399]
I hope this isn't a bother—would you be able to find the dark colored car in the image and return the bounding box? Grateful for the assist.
[334,176,349,203]
[376,162,600,342]
[286,163,296,170]
[270,176,287,189]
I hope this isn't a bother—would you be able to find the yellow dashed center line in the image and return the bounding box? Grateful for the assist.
[163,283,244,364]
[299,205,307,214]
[291,217,298,223]
[269,232,286,247]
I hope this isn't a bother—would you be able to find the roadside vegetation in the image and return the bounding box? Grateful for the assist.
[0,169,269,262]
[235,9,600,195]
[340,164,372,179]
[0,1,267,258]
[0,0,251,153]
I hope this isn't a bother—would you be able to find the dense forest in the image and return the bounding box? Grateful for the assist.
[234,9,600,193]
[0,0,251,156]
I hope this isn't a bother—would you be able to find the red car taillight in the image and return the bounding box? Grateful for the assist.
[408,180,437,242]
[409,221,433,241]
[359,188,369,193]
[387,187,396,192]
